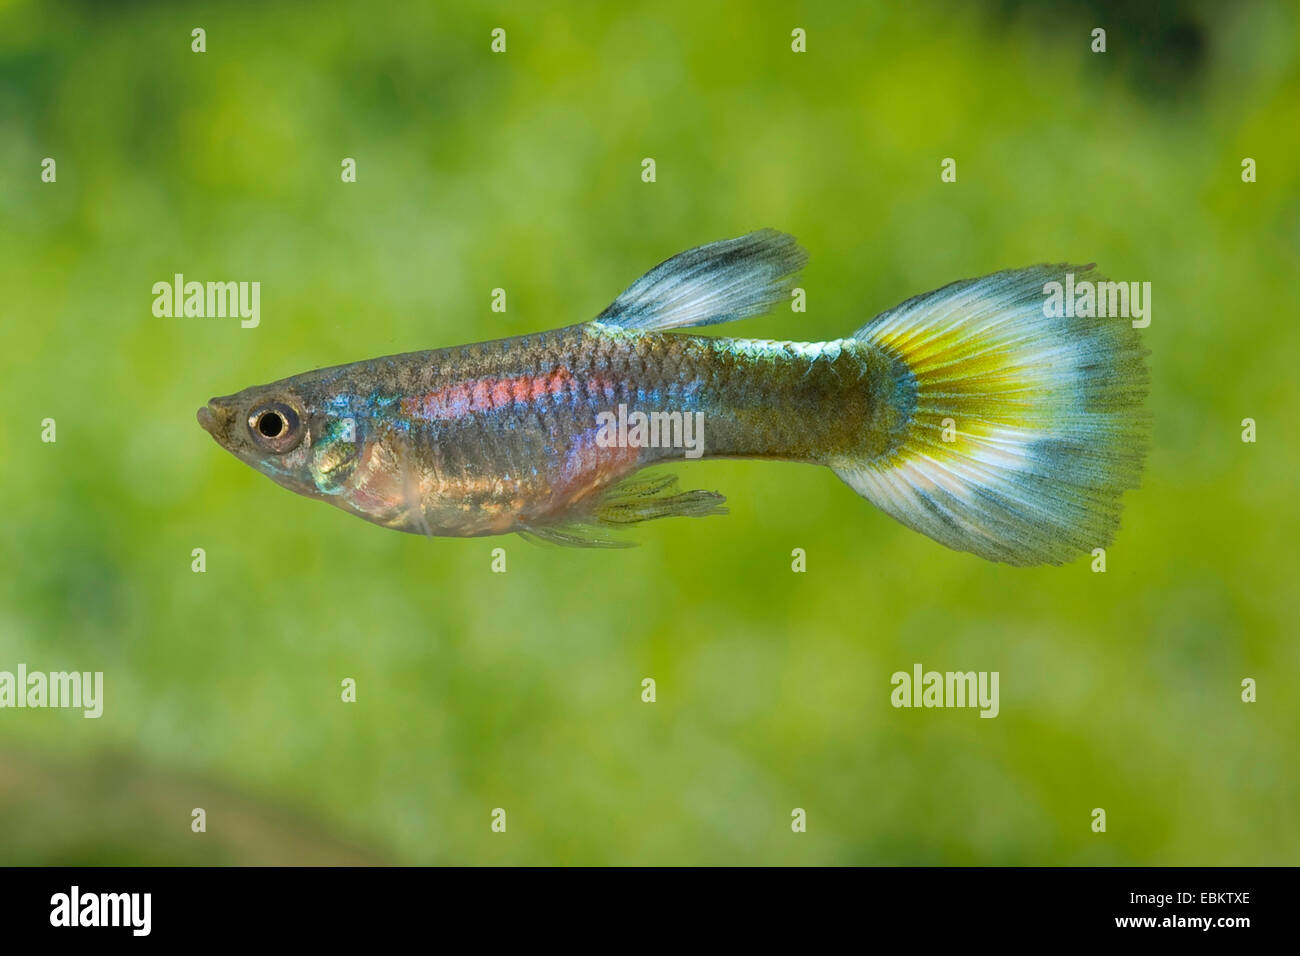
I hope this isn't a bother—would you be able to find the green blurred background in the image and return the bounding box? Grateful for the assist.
[1,0,1297,865]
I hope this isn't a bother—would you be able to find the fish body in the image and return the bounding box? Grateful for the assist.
[200,231,1148,564]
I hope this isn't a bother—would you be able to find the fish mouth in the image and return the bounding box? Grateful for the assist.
[197,400,234,440]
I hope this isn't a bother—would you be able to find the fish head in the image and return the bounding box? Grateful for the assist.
[197,379,363,502]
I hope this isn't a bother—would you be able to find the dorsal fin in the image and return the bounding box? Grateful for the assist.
[593,229,808,331]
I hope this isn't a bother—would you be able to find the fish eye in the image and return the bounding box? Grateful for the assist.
[247,401,304,453]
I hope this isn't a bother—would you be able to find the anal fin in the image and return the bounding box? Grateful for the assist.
[519,472,727,548]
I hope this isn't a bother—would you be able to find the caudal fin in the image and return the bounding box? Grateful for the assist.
[835,265,1149,566]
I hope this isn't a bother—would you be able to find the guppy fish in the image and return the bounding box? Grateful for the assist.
[198,230,1148,565]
